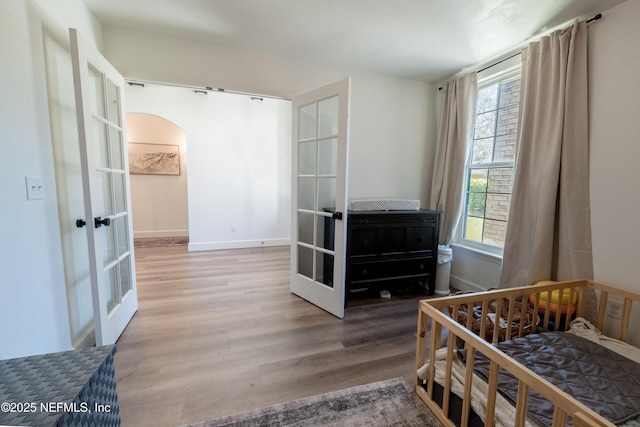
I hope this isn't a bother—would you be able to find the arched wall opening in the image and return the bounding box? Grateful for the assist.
[126,113,189,240]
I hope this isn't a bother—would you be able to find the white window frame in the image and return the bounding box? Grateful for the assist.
[454,65,521,256]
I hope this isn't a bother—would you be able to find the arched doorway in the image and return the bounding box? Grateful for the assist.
[126,113,189,245]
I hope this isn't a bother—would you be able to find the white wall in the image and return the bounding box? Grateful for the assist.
[348,73,435,202]
[589,0,640,295]
[101,27,437,207]
[588,0,640,346]
[34,0,103,50]
[0,0,102,359]
[125,83,292,250]
[127,113,189,239]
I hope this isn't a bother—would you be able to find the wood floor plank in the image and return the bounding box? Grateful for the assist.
[114,245,430,426]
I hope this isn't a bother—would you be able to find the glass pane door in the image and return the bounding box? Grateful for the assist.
[290,79,350,318]
[296,97,339,287]
[70,28,138,346]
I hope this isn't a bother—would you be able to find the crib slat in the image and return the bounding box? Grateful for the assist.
[479,299,490,340]
[564,288,578,331]
[596,291,608,331]
[557,288,568,331]
[426,314,439,397]
[518,296,526,337]
[514,380,529,426]
[466,300,474,332]
[542,290,552,331]
[505,297,515,340]
[492,298,502,344]
[536,292,549,331]
[485,361,499,427]
[552,406,568,426]
[460,346,475,427]
[442,332,456,417]
[620,298,633,342]
[530,292,540,332]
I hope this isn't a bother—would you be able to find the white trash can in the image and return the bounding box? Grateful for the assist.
[435,245,453,296]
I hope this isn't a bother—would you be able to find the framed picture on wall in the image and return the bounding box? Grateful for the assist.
[128,143,180,175]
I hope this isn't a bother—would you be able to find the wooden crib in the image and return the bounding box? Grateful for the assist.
[414,280,640,427]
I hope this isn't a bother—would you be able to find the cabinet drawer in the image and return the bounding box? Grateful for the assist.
[410,226,436,252]
[350,226,435,256]
[352,227,409,255]
[350,213,437,226]
[351,228,377,255]
[350,257,432,283]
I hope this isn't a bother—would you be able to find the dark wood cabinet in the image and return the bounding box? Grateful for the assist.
[345,209,440,299]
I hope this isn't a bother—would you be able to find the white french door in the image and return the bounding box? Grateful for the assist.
[290,78,350,318]
[69,28,138,345]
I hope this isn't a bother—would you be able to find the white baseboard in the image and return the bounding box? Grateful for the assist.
[188,238,290,252]
[451,244,502,264]
[134,229,189,239]
[450,274,487,293]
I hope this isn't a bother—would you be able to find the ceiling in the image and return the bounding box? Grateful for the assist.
[81,0,626,82]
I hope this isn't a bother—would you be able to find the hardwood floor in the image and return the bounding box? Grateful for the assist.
[115,245,431,426]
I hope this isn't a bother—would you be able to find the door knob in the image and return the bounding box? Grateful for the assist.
[75,219,86,228]
[94,217,111,228]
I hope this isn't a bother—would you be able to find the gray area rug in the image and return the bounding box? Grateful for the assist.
[180,377,441,426]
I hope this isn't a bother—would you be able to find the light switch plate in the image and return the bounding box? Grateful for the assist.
[25,176,45,200]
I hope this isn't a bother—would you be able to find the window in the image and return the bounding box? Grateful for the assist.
[460,72,521,250]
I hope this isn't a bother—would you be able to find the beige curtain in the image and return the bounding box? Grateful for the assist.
[430,73,477,245]
[500,21,594,291]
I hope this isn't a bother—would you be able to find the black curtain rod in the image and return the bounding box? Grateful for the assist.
[475,52,521,74]
[438,12,602,91]
[437,52,520,91]
[586,13,602,24]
